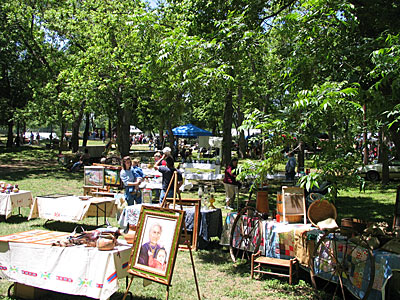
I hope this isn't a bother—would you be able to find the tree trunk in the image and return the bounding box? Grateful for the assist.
[236,87,246,159]
[49,125,53,145]
[389,123,400,160]
[15,122,20,147]
[222,89,233,166]
[115,94,132,157]
[261,97,268,157]
[381,129,389,185]
[108,118,112,141]
[166,121,176,158]
[82,112,90,147]
[71,101,85,153]
[298,141,305,173]
[158,127,164,150]
[6,120,13,148]
[59,121,66,154]
[363,103,368,165]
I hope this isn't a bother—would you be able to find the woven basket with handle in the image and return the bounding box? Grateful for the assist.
[307,199,337,227]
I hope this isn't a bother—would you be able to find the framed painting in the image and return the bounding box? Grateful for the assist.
[104,167,121,187]
[84,166,104,188]
[165,198,200,251]
[128,205,184,285]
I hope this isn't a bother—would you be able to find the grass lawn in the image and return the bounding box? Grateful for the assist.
[0,145,398,299]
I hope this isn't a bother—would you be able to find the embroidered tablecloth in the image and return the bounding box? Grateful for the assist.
[0,190,33,219]
[28,196,116,222]
[0,230,131,300]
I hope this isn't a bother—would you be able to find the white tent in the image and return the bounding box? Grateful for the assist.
[231,128,261,137]
[130,126,142,134]
[24,132,59,140]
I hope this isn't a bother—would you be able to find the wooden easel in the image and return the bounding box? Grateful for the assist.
[122,171,201,300]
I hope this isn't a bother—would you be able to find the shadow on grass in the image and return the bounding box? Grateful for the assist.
[0,168,82,182]
[111,291,159,300]
[16,289,160,300]
[336,195,396,223]
[0,215,30,224]
[196,247,232,265]
[30,221,99,232]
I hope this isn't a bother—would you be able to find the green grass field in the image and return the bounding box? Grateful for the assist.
[0,145,397,299]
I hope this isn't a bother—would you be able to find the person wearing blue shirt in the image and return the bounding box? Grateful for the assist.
[131,158,144,204]
[120,156,141,205]
[132,159,144,178]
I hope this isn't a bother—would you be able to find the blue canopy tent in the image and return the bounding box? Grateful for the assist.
[171,124,213,138]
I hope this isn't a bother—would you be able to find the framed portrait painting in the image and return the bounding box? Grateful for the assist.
[84,166,104,188]
[128,205,184,285]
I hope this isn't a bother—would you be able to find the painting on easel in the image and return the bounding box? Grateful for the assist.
[128,205,184,285]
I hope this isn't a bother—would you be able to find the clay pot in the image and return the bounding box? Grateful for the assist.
[96,234,116,251]
[122,225,136,245]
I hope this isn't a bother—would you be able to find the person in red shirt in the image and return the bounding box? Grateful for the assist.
[223,158,241,210]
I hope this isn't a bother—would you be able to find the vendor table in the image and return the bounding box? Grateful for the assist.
[222,213,400,300]
[184,173,223,181]
[310,231,400,300]
[0,190,33,219]
[0,230,131,300]
[28,195,116,225]
[220,213,311,257]
[118,204,222,249]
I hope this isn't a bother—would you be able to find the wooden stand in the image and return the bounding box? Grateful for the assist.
[122,171,201,300]
[164,198,200,251]
[251,251,298,285]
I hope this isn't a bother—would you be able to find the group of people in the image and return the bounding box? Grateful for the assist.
[120,147,183,206]
[120,146,297,210]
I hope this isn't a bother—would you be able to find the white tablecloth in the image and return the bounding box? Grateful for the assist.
[28,196,116,222]
[0,190,33,219]
[0,236,131,300]
[184,173,223,181]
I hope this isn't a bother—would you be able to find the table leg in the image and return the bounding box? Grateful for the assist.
[96,204,99,226]
[104,203,106,226]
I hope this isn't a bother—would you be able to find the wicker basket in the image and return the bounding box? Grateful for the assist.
[307,199,337,227]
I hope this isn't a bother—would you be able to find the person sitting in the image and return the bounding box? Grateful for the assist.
[223,158,241,210]
[70,149,91,172]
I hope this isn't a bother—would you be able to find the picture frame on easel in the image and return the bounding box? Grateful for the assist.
[128,205,184,286]
[83,166,104,188]
[164,197,201,251]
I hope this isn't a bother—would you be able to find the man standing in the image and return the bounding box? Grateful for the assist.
[285,152,296,180]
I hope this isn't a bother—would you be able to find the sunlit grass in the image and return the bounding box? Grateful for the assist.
[1,146,398,299]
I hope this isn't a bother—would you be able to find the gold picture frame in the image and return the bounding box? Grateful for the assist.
[128,205,184,286]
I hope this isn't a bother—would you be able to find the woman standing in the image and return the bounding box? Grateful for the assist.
[223,158,241,210]
[120,156,141,205]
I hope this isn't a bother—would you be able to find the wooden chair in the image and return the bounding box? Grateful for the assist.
[251,251,299,285]
[281,186,307,224]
